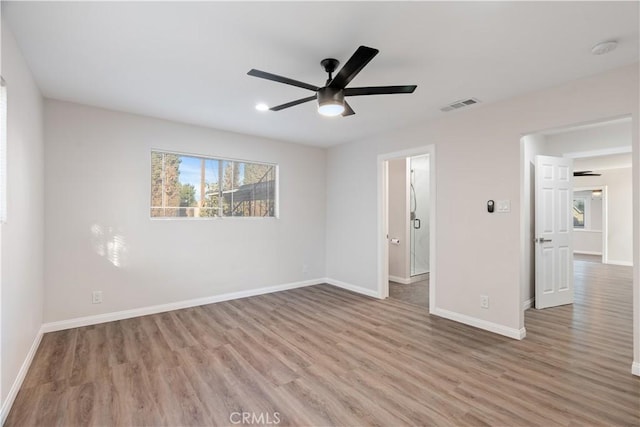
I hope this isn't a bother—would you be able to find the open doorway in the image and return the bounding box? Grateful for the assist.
[573,185,607,263]
[520,116,634,366]
[386,154,430,306]
[522,116,632,308]
[377,145,436,311]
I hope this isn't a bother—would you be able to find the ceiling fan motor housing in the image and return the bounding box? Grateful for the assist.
[317,86,344,107]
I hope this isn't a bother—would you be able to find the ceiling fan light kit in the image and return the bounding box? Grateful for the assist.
[248,45,417,118]
[317,87,345,116]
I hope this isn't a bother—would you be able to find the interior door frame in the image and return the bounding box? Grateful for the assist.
[519,113,639,377]
[377,144,436,312]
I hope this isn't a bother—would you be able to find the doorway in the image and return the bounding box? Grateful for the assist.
[377,145,436,311]
[573,186,607,263]
[522,117,632,308]
[520,116,634,369]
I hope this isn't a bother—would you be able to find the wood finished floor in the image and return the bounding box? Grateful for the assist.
[6,259,638,426]
[389,277,429,307]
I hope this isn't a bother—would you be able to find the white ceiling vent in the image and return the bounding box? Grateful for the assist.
[440,98,481,112]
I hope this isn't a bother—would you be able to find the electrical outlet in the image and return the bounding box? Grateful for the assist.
[92,291,103,304]
[302,264,310,275]
[480,295,489,308]
[480,295,489,309]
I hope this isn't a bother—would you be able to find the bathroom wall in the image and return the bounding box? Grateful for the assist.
[388,158,409,282]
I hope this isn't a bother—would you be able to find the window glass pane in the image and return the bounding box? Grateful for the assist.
[176,155,201,217]
[221,160,234,217]
[235,162,275,217]
[150,151,276,219]
[150,151,164,217]
[201,158,220,217]
[162,153,182,217]
[573,198,585,228]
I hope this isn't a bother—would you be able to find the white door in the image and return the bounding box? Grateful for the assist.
[535,155,574,309]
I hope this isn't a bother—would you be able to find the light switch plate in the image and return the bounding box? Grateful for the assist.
[497,200,511,213]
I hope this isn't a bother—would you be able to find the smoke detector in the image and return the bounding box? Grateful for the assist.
[591,41,618,55]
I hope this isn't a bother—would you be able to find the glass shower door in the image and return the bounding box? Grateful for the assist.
[410,154,430,276]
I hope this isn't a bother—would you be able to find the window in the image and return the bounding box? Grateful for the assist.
[150,151,277,218]
[573,197,585,228]
[573,189,603,231]
[0,77,7,223]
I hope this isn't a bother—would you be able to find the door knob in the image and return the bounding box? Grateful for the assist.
[535,238,552,243]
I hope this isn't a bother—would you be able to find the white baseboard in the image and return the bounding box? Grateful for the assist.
[324,278,382,299]
[42,278,324,333]
[522,298,535,310]
[389,275,411,284]
[606,259,633,267]
[632,362,640,377]
[409,273,429,283]
[431,307,526,340]
[388,273,429,285]
[1,327,44,425]
[573,251,602,256]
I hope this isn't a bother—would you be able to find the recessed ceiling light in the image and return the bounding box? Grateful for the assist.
[591,40,618,55]
[255,103,269,111]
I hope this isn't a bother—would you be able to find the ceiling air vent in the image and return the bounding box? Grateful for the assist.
[440,98,481,112]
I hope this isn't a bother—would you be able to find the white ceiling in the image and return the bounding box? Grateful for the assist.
[542,117,631,137]
[3,1,639,147]
[574,153,632,171]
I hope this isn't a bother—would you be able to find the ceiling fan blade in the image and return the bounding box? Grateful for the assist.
[269,95,317,111]
[328,46,379,89]
[248,69,319,92]
[342,101,355,117]
[345,85,417,96]
[574,170,603,176]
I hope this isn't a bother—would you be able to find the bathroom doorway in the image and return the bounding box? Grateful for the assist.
[379,147,435,308]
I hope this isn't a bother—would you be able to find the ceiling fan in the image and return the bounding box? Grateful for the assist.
[247,45,417,117]
[574,170,601,177]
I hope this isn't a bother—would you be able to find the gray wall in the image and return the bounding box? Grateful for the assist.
[326,64,638,339]
[43,100,327,322]
[1,23,44,407]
